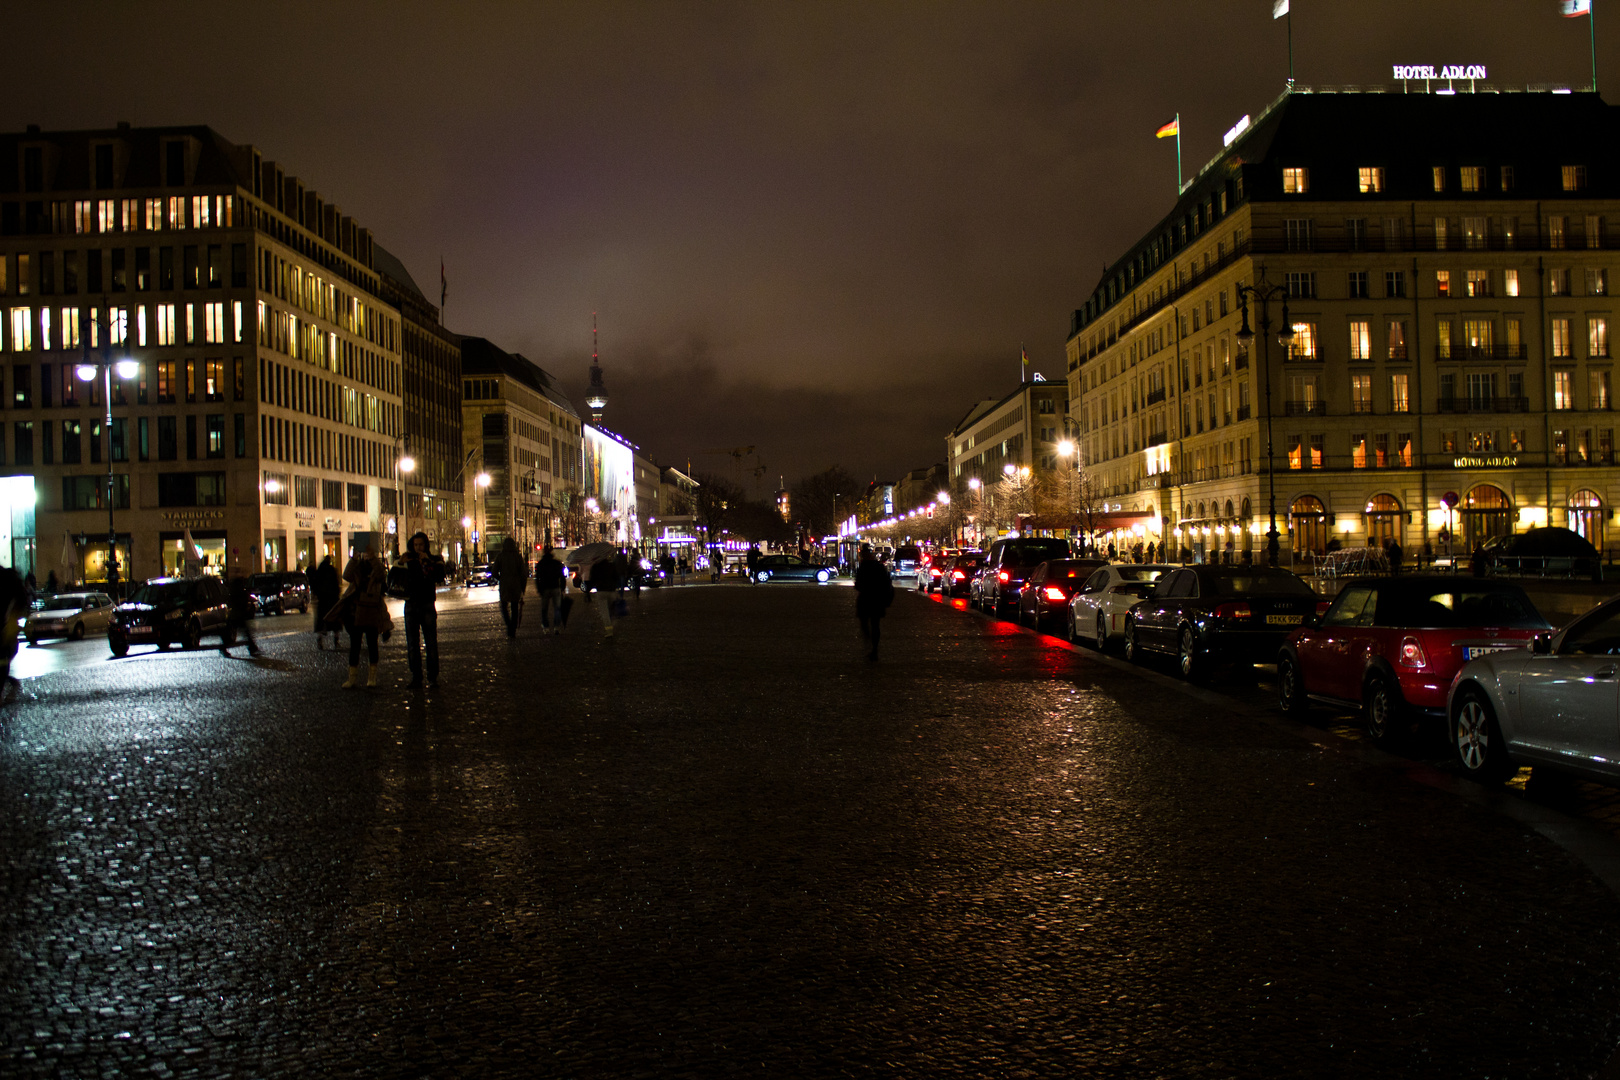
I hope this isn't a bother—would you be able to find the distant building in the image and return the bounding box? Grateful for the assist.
[945,380,1070,538]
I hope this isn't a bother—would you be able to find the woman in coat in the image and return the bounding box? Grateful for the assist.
[331,549,390,687]
[853,542,894,661]
[310,555,341,650]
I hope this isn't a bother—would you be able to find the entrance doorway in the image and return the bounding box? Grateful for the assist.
[1290,495,1328,556]
[1364,493,1404,548]
[1462,485,1513,552]
[1570,489,1604,552]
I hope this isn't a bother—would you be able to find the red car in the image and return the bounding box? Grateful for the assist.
[1276,575,1551,748]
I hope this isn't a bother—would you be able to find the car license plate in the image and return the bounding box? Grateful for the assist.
[1465,645,1514,659]
[1266,614,1304,625]
[127,626,153,636]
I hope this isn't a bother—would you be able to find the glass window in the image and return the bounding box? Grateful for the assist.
[1351,373,1373,412]
[1357,167,1384,194]
[1349,321,1370,361]
[1282,167,1308,194]
[1555,370,1574,410]
[1390,373,1410,413]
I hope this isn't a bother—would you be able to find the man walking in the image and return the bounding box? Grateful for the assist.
[535,545,565,633]
[588,554,621,638]
[394,532,446,689]
[494,537,529,638]
[854,542,894,662]
[218,572,261,658]
[746,544,761,582]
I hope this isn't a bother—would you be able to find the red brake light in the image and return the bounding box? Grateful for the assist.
[952,570,965,581]
[1215,602,1252,621]
[1315,600,1332,616]
[998,570,1010,582]
[1399,636,1428,667]
[1043,585,1068,601]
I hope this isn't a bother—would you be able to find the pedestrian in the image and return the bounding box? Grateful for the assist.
[393,532,446,689]
[854,542,894,662]
[310,554,340,650]
[1224,538,1235,565]
[218,572,261,657]
[588,553,621,638]
[1471,544,1490,578]
[494,537,529,638]
[660,551,675,587]
[677,555,688,584]
[746,544,761,582]
[535,544,565,633]
[46,570,58,594]
[0,565,29,697]
[333,548,390,688]
[1386,537,1404,576]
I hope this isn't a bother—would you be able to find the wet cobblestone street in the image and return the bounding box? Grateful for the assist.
[4,584,1620,1078]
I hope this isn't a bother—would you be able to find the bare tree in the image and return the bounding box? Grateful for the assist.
[789,465,859,539]
[692,472,744,551]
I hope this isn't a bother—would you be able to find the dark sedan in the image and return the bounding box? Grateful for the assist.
[109,576,232,656]
[1124,565,1324,680]
[1017,559,1109,631]
[943,553,985,598]
[752,554,835,584]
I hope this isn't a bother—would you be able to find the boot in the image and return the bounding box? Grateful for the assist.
[367,662,379,688]
[342,666,359,689]
[316,634,325,650]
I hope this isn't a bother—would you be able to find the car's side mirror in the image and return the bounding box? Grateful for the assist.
[1532,633,1553,656]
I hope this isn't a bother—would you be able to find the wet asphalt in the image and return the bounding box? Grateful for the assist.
[2,582,1618,1078]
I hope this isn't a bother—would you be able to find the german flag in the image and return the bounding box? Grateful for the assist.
[1155,118,1179,139]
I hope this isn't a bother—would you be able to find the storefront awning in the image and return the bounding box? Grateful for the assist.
[1020,511,1158,532]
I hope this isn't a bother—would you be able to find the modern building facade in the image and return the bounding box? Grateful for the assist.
[1068,90,1620,564]
[0,122,406,585]
[945,378,1070,540]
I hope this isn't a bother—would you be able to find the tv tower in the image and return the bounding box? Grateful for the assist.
[585,312,607,425]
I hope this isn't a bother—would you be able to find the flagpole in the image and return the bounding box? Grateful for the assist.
[1287,9,1295,87]
[1174,113,1183,194]
[1591,0,1599,93]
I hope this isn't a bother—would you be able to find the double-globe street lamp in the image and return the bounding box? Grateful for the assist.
[74,304,140,597]
[1234,268,1296,568]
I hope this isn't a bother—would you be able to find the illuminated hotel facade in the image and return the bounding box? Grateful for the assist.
[0,123,406,584]
[1068,89,1620,564]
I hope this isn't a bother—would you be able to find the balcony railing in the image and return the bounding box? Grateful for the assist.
[1436,395,1530,414]
[1145,387,1167,405]
[1234,352,1250,370]
[1435,345,1529,362]
[1285,401,1328,416]
[1236,404,1252,421]
[1387,344,1409,361]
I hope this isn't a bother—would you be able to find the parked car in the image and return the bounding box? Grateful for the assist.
[1447,592,1620,784]
[1017,559,1109,631]
[466,563,496,587]
[977,537,1071,618]
[752,554,835,584]
[1069,564,1176,649]
[109,576,231,656]
[24,592,117,644]
[922,549,960,593]
[1124,565,1324,680]
[1276,576,1551,748]
[889,544,923,589]
[1476,527,1602,580]
[249,571,310,616]
[944,553,985,599]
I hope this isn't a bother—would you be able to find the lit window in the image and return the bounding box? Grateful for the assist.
[1432,166,1446,193]
[1504,269,1519,297]
[1351,434,1367,468]
[1390,373,1410,413]
[204,301,224,344]
[1500,165,1515,192]
[1283,167,1308,194]
[1462,319,1494,356]
[1358,167,1384,194]
[1592,316,1610,358]
[1388,321,1408,361]
[1548,216,1567,249]
[1555,370,1574,410]
[1460,166,1483,192]
[1549,268,1570,295]
[1435,270,1451,296]
[1592,370,1611,411]
[1553,318,1572,358]
[1351,373,1372,413]
[1563,165,1588,192]
[156,303,177,346]
[1436,318,1453,360]
[1588,268,1609,295]
[1434,217,1449,250]
[10,307,32,351]
[1463,217,1487,249]
[1465,270,1491,297]
[1290,322,1318,361]
[1348,321,1371,361]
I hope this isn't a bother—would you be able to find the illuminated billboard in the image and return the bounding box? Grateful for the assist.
[584,426,638,543]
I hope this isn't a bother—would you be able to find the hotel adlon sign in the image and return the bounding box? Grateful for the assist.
[1393,64,1488,81]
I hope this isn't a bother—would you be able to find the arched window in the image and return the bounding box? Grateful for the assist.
[1225,499,1235,518]
[1571,489,1605,552]
[1461,484,1513,551]
[1364,493,1404,548]
[1240,497,1254,553]
[1290,495,1328,556]
[1197,501,1206,518]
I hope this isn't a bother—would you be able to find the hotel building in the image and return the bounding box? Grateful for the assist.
[0,123,405,584]
[1067,90,1620,563]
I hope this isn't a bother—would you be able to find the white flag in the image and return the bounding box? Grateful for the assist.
[1274,0,1290,17]
[1559,0,1591,15]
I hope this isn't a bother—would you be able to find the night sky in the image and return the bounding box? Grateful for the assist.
[6,2,1611,494]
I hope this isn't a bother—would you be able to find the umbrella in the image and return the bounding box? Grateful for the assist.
[566,542,617,567]
[60,531,78,587]
[180,528,204,578]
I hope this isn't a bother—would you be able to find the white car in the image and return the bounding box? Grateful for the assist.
[1067,564,1176,649]
[25,591,117,644]
[1448,592,1620,785]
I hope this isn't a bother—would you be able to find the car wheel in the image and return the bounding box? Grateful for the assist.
[25,634,37,647]
[1453,687,1516,784]
[68,622,85,641]
[1363,674,1407,749]
[816,570,830,583]
[1123,618,1142,664]
[181,619,202,651]
[1277,655,1307,716]
[109,630,128,658]
[1177,625,1203,681]
[1095,613,1109,652]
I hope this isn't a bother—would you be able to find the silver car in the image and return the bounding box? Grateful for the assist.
[25,592,117,644]
[1448,593,1620,784]
[1068,564,1175,649]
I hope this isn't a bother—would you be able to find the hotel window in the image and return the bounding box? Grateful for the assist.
[155,361,177,404]
[1374,433,1389,467]
[204,301,224,344]
[204,358,225,401]
[1290,321,1318,361]
[1285,271,1315,298]
[206,415,225,459]
[1385,270,1405,298]
[1469,430,1497,453]
[1508,429,1525,453]
[1388,323,1408,363]
[1503,217,1519,249]
[1435,270,1451,296]
[1586,214,1604,250]
[156,303,176,345]
[1553,429,1570,464]
[1462,217,1487,250]
[1288,435,1303,469]
[9,307,32,350]
[1462,318,1494,355]
[1553,318,1573,358]
[1604,429,1616,465]
[1555,370,1574,410]
[1346,218,1367,250]
[1282,167,1308,194]
[1221,337,1231,374]
[1309,435,1324,469]
[1465,271,1491,298]
[1549,268,1570,295]
[1587,268,1608,295]
[1285,219,1313,251]
[1386,372,1412,409]
[1436,318,1453,359]
[1504,269,1519,297]
[1348,271,1369,298]
[1563,165,1588,192]
[1432,166,1446,193]
[1351,373,1373,413]
[1288,374,1320,410]
[1351,433,1367,468]
[1501,165,1515,192]
[1383,217,1404,251]
[1509,372,1525,401]
[1358,167,1384,194]
[1348,321,1371,361]
[1397,432,1413,467]
[1467,373,1497,410]
[1591,370,1611,411]
[1460,166,1484,193]
[1592,316,1610,358]
[1433,218,1448,250]
[1548,216,1567,249]
[1441,430,1458,454]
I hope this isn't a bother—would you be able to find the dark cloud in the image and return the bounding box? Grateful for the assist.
[6,1,1609,482]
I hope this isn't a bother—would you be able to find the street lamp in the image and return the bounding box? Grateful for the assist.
[395,435,415,557]
[75,303,140,597]
[474,471,492,559]
[1235,267,1296,568]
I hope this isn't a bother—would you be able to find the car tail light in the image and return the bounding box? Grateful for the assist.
[1315,600,1332,616]
[1043,586,1068,602]
[1214,602,1252,621]
[998,570,1010,583]
[1398,636,1428,668]
[952,570,965,581]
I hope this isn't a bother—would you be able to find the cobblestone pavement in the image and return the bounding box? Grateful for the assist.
[3,583,1620,1078]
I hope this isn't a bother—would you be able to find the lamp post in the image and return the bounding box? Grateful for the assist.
[75,303,139,598]
[395,435,415,558]
[1235,267,1296,568]
[474,471,492,560]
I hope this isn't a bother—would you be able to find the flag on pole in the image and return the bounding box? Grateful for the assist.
[1559,0,1592,15]
[440,258,448,309]
[1155,118,1179,139]
[1021,348,1031,367]
[1273,0,1290,17]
